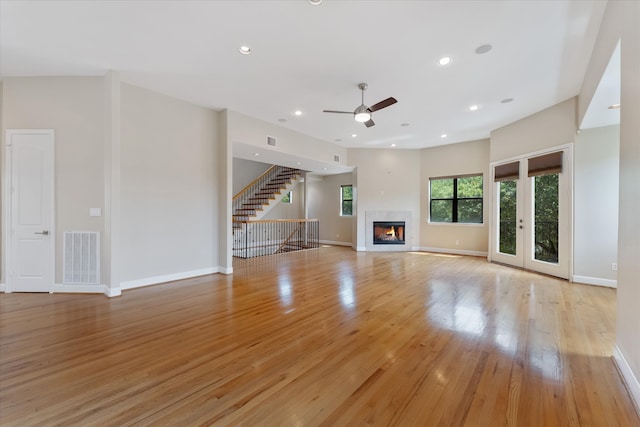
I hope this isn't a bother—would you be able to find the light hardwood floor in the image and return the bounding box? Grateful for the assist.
[1,246,638,426]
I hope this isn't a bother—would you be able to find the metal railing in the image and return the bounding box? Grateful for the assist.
[233,219,319,259]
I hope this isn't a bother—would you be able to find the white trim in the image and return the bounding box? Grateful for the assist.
[103,285,121,298]
[0,283,6,293]
[319,240,352,247]
[416,247,489,257]
[53,284,104,294]
[572,275,617,288]
[120,267,220,290]
[218,266,233,275]
[355,246,366,251]
[613,345,640,416]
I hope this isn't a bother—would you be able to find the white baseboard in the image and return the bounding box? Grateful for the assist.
[0,283,5,293]
[53,283,104,294]
[103,285,121,298]
[415,246,489,257]
[355,246,366,251]
[613,345,640,416]
[319,240,352,247]
[218,266,233,275]
[572,275,617,288]
[120,267,220,291]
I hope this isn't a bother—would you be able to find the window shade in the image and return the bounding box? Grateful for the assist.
[528,151,563,177]
[494,161,519,181]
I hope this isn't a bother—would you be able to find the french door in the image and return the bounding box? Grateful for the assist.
[490,147,572,279]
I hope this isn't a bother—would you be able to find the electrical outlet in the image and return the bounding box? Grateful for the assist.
[611,263,617,271]
[455,240,460,246]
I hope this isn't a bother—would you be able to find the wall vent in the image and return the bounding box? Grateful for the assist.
[266,136,277,147]
[334,155,340,163]
[63,231,100,285]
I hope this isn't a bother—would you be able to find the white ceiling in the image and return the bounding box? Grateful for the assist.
[1,0,609,152]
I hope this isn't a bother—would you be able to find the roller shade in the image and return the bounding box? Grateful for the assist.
[528,151,563,177]
[494,161,519,182]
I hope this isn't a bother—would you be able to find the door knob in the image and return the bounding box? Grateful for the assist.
[34,230,49,235]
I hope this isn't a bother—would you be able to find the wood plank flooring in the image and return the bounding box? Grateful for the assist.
[1,246,638,426]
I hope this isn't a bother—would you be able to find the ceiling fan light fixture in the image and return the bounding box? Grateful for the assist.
[355,112,371,122]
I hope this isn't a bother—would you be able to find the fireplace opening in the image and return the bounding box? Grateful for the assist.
[373,221,406,245]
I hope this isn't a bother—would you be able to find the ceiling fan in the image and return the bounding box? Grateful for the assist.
[323,83,397,128]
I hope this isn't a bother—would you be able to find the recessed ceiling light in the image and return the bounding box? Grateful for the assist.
[400,123,410,127]
[278,118,287,122]
[469,105,479,111]
[391,143,397,147]
[500,98,514,104]
[297,162,302,165]
[309,0,323,4]
[438,56,452,66]
[351,134,357,138]
[335,138,342,142]
[238,45,252,55]
[294,110,302,116]
[608,103,621,109]
[322,167,328,170]
[475,44,492,54]
[253,152,260,156]
[441,133,448,138]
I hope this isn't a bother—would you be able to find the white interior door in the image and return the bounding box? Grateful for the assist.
[5,130,55,292]
[491,147,572,279]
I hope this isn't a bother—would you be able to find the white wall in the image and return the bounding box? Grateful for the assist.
[232,157,271,196]
[574,125,619,286]
[579,0,640,408]
[120,83,220,284]
[490,98,576,163]
[420,139,490,255]
[1,76,105,284]
[227,110,347,168]
[262,181,305,220]
[348,148,421,250]
[307,173,354,245]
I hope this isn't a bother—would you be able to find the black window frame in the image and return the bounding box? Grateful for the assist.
[340,184,353,216]
[429,174,483,223]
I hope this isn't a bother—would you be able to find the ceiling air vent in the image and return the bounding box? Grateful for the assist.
[334,155,340,163]
[266,136,277,147]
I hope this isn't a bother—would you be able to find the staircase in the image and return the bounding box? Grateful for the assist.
[233,165,303,222]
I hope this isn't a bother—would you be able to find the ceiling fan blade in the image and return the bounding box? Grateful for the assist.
[364,119,375,128]
[367,97,397,112]
[323,110,353,114]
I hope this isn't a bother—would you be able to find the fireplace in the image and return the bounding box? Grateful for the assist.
[373,221,406,245]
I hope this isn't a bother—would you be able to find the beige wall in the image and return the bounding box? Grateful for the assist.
[120,83,219,283]
[307,173,354,244]
[1,76,105,284]
[574,125,619,285]
[233,157,271,196]
[348,148,421,250]
[579,0,640,403]
[227,110,347,167]
[420,139,490,254]
[490,97,576,163]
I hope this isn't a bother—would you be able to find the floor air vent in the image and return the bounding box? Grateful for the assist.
[63,231,100,285]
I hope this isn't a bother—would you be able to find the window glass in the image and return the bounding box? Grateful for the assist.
[341,185,353,216]
[430,175,483,223]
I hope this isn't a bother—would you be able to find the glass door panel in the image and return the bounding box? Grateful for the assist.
[533,174,559,263]
[499,180,518,256]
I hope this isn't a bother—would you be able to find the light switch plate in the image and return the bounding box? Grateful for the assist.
[90,208,102,217]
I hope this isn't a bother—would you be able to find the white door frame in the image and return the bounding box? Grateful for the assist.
[489,144,573,280]
[3,129,56,293]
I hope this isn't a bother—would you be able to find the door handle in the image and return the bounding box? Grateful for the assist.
[34,230,49,235]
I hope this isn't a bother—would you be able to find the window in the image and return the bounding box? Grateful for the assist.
[340,185,353,216]
[281,191,292,204]
[430,175,483,223]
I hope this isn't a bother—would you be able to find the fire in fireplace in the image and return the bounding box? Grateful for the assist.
[373,221,406,245]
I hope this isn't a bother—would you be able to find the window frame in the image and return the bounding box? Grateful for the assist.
[340,184,353,217]
[429,174,483,224]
